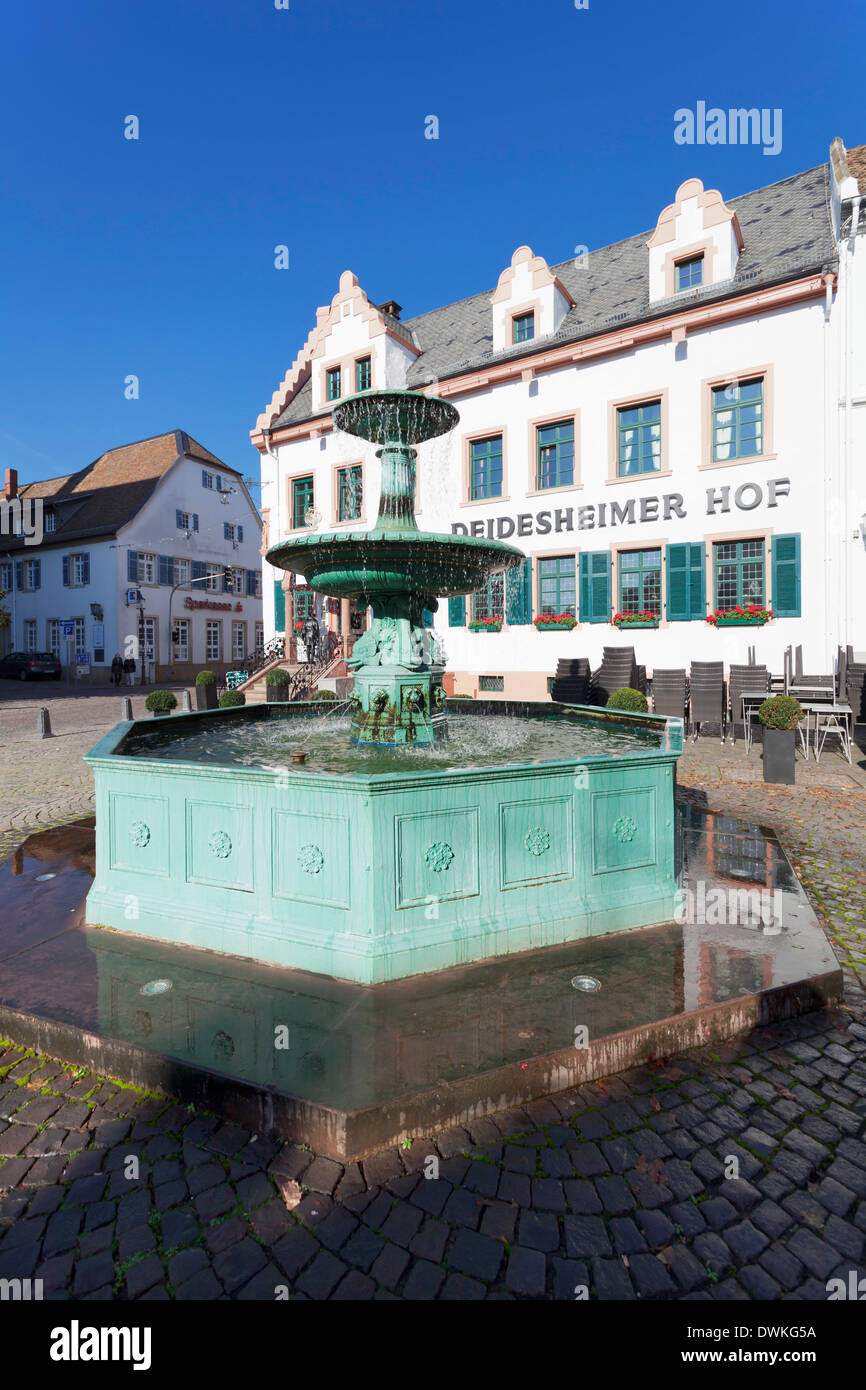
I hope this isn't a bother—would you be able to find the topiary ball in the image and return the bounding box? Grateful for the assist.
[218,690,246,708]
[606,687,649,713]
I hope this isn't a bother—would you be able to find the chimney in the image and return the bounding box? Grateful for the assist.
[4,468,18,501]
[378,300,402,320]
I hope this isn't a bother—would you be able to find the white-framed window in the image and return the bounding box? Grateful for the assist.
[255,571,262,598]
[255,623,264,655]
[74,617,86,659]
[137,553,156,584]
[232,621,245,660]
[0,563,10,590]
[173,618,190,662]
[206,621,222,662]
[202,470,223,491]
[47,619,60,657]
[205,563,222,593]
[228,566,245,595]
[71,554,88,586]
[178,510,191,529]
[23,559,40,590]
[45,511,56,533]
[175,558,190,587]
[24,620,37,652]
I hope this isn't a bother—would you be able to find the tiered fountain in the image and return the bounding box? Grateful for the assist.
[84,390,683,983]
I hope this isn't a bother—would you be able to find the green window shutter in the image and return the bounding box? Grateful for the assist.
[421,607,433,627]
[665,542,705,620]
[579,551,611,624]
[772,534,801,617]
[273,580,286,631]
[448,595,466,627]
[505,558,532,624]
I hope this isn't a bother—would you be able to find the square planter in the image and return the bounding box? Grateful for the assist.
[763,727,796,784]
[469,626,502,634]
[535,623,576,632]
[195,684,218,711]
[713,617,768,627]
[267,685,290,703]
[614,620,659,630]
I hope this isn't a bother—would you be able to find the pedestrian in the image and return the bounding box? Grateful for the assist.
[302,615,319,665]
[123,655,136,687]
[110,653,124,687]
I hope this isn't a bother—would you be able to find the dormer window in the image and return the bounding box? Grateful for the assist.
[512,311,535,345]
[355,357,371,392]
[44,510,56,533]
[675,254,704,291]
[326,367,342,402]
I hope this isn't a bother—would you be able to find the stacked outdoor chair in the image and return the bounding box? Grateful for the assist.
[844,653,866,722]
[550,658,591,705]
[728,664,770,745]
[590,646,639,706]
[650,669,688,725]
[688,661,725,743]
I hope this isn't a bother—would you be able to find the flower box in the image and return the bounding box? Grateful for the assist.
[612,613,659,629]
[534,615,576,631]
[713,617,769,627]
[468,621,502,633]
[706,605,773,628]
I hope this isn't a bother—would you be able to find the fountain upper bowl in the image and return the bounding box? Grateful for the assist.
[332,389,459,446]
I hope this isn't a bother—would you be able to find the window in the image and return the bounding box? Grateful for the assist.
[138,553,156,585]
[223,522,244,543]
[24,620,37,652]
[254,571,262,598]
[479,675,505,692]
[255,623,264,656]
[175,558,190,587]
[294,589,316,623]
[45,510,56,533]
[712,378,764,461]
[676,255,703,291]
[473,572,505,622]
[469,436,503,501]
[206,563,222,593]
[536,420,574,490]
[74,618,86,659]
[226,567,244,595]
[619,549,662,615]
[538,556,576,616]
[513,312,535,344]
[326,367,341,402]
[201,470,223,490]
[617,401,662,477]
[47,620,60,657]
[232,622,246,661]
[173,618,190,662]
[177,511,191,529]
[0,563,10,590]
[22,559,41,591]
[62,553,89,586]
[292,476,314,529]
[337,466,363,522]
[714,538,765,609]
[355,357,372,392]
[206,621,222,662]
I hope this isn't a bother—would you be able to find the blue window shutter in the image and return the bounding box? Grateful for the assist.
[158,555,172,585]
[61,557,69,587]
[224,522,231,540]
[246,568,255,596]
[274,580,286,631]
[202,469,208,488]
[192,513,199,531]
[16,560,24,589]
[81,553,90,585]
[237,525,243,543]
[127,550,138,582]
[772,534,801,617]
[33,559,41,589]
[505,557,532,624]
[176,509,183,528]
[191,560,206,581]
[579,551,611,623]
[448,595,466,627]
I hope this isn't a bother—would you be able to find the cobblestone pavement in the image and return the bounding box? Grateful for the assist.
[1,690,865,1299]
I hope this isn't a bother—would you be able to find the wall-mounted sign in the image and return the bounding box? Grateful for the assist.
[60,620,75,637]
[183,598,244,612]
[126,588,142,604]
[452,478,791,540]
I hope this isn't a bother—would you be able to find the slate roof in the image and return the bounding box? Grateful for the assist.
[270,162,835,433]
[4,430,242,553]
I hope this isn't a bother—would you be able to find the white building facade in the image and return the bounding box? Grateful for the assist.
[1,431,263,683]
[253,140,866,699]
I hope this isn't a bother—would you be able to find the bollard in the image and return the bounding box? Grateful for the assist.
[121,697,133,721]
[181,688,192,713]
[38,706,52,739]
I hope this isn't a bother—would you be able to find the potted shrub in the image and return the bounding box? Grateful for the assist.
[757,694,803,784]
[310,688,337,702]
[266,668,290,703]
[612,611,659,629]
[218,689,246,709]
[145,689,177,718]
[195,670,218,710]
[534,612,577,631]
[606,687,649,713]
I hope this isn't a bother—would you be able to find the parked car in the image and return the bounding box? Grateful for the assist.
[0,651,62,681]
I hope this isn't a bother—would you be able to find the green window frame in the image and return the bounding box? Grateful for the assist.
[355,357,371,392]
[469,435,503,500]
[326,367,341,402]
[473,572,505,622]
[293,589,316,623]
[617,400,662,477]
[536,419,574,490]
[713,538,765,609]
[538,555,576,616]
[618,548,662,615]
[337,465,363,522]
[512,311,534,344]
[292,476,314,529]
[712,377,764,461]
[676,255,703,290]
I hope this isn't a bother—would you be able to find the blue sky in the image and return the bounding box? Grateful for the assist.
[2,0,863,489]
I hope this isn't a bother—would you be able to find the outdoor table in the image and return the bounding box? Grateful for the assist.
[813,703,853,764]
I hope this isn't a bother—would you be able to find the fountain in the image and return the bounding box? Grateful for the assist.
[267,391,524,745]
[83,390,684,984]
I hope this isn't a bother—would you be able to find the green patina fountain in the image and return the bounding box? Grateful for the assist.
[266,390,525,744]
